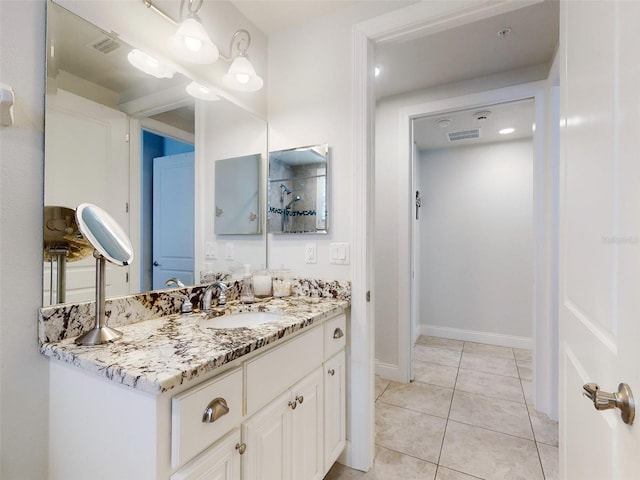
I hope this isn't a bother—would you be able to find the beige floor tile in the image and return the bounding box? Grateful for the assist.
[324,462,366,479]
[463,342,514,360]
[455,368,525,403]
[449,390,533,440]
[537,443,559,480]
[416,335,464,352]
[440,421,544,480]
[375,375,391,401]
[375,403,447,463]
[413,360,458,389]
[460,352,519,378]
[521,379,534,405]
[436,467,484,480]
[514,348,533,363]
[379,380,453,419]
[413,344,461,367]
[528,408,559,446]
[517,364,533,380]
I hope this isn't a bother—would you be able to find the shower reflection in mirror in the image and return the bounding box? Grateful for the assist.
[268,145,328,234]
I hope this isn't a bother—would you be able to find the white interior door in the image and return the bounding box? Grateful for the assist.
[152,152,195,289]
[44,89,130,304]
[559,2,640,478]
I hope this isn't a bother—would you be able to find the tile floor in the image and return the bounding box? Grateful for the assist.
[324,336,559,480]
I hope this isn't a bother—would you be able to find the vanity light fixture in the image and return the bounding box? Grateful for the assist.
[168,0,219,64]
[499,127,515,135]
[186,80,220,101]
[222,29,263,92]
[127,49,175,78]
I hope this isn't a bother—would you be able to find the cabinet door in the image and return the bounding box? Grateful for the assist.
[242,390,292,480]
[291,367,324,480]
[170,429,241,480]
[324,351,346,473]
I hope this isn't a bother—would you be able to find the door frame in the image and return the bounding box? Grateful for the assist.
[129,117,195,293]
[350,0,552,470]
[399,81,558,419]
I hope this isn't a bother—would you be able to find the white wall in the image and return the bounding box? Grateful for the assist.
[419,139,533,342]
[374,65,548,368]
[266,2,403,278]
[0,1,49,478]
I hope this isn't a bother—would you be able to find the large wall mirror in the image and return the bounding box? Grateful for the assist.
[43,0,267,306]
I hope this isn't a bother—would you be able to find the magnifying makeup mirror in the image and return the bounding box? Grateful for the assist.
[74,203,134,346]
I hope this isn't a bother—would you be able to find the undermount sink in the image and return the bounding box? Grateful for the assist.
[203,311,282,329]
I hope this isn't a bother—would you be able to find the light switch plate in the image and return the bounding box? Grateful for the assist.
[329,243,350,265]
[305,242,317,264]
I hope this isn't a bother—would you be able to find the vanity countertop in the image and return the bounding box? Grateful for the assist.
[39,297,349,395]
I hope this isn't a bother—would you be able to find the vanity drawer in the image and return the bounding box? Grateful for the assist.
[324,313,347,359]
[245,325,323,416]
[171,367,243,468]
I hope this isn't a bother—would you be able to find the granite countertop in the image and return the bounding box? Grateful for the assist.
[39,297,349,395]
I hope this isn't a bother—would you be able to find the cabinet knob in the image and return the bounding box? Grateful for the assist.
[333,328,344,339]
[296,395,304,405]
[202,397,229,423]
[328,368,335,376]
[235,443,247,455]
[288,400,297,410]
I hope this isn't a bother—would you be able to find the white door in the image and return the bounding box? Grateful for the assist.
[324,351,346,473]
[170,429,241,480]
[559,2,640,478]
[44,89,129,304]
[152,152,195,289]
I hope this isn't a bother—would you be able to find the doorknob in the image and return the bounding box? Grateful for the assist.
[582,382,635,425]
[153,261,160,266]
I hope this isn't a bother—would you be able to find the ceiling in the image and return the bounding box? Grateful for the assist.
[374,1,559,99]
[413,98,535,151]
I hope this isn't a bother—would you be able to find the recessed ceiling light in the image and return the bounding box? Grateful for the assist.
[186,81,220,101]
[437,118,452,128]
[499,127,515,135]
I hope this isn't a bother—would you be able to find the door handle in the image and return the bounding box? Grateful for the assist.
[153,261,160,266]
[582,382,635,425]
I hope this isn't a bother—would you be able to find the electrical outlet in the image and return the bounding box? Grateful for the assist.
[305,242,317,264]
[225,242,234,260]
[205,242,218,260]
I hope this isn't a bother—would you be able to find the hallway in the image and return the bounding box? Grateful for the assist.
[325,336,559,479]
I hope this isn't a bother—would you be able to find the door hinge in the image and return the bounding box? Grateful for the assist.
[125,272,129,283]
[366,291,371,302]
[125,202,129,213]
[125,132,130,143]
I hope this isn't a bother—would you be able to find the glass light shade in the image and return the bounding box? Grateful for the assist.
[127,49,175,79]
[186,81,220,101]
[222,55,263,92]
[169,17,219,64]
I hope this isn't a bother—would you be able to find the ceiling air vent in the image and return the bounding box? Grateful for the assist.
[88,36,121,55]
[448,128,481,142]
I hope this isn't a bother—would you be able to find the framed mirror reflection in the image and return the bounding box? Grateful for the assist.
[268,145,329,235]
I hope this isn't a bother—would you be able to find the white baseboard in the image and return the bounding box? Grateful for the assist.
[374,361,404,382]
[418,324,533,349]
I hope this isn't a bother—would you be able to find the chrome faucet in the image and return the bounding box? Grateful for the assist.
[201,281,229,311]
[165,278,185,288]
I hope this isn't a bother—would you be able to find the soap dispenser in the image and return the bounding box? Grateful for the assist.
[239,265,255,304]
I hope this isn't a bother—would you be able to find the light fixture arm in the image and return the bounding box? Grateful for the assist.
[142,0,178,26]
[219,29,252,63]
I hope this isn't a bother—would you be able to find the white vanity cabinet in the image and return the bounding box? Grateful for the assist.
[241,367,324,480]
[48,310,348,480]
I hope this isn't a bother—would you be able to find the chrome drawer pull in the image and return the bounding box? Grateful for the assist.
[296,395,304,405]
[328,368,335,376]
[288,400,297,410]
[235,443,247,455]
[333,328,344,339]
[202,397,230,423]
